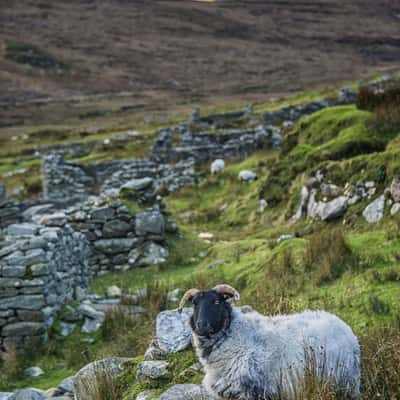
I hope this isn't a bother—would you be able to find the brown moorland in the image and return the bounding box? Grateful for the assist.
[0,0,400,131]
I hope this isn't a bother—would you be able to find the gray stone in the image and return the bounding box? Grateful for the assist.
[390,203,400,216]
[1,266,26,278]
[57,376,75,394]
[319,196,348,221]
[0,393,13,400]
[8,389,47,400]
[136,361,170,382]
[238,170,257,182]
[363,195,385,223]
[320,183,342,198]
[390,178,400,202]
[0,183,5,199]
[81,318,102,334]
[102,220,131,238]
[59,322,77,337]
[22,204,55,221]
[144,345,167,361]
[158,384,214,400]
[0,295,45,310]
[135,211,165,236]
[36,212,67,227]
[7,223,39,236]
[78,304,105,320]
[24,367,44,378]
[91,206,115,221]
[2,322,45,337]
[121,177,154,191]
[94,238,137,254]
[156,308,193,354]
[136,242,169,267]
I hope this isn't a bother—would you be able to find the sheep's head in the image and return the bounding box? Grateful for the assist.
[178,284,240,337]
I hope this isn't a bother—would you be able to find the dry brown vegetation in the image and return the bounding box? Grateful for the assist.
[1,0,400,130]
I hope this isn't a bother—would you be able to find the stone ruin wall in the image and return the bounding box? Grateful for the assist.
[0,222,90,351]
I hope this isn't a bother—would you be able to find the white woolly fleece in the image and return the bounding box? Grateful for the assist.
[193,307,360,400]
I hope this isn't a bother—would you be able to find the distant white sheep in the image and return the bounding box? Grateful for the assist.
[211,159,225,174]
[179,285,361,400]
[239,170,257,182]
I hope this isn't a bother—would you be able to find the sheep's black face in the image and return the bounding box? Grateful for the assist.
[190,290,231,337]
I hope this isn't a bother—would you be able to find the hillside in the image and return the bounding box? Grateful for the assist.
[1,76,400,399]
[1,0,400,130]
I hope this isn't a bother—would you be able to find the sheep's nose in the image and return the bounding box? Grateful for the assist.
[196,320,211,334]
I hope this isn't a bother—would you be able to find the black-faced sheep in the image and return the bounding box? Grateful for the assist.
[179,284,360,400]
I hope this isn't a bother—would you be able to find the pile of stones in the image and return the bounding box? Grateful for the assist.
[292,172,400,223]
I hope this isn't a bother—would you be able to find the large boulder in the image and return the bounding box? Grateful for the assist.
[156,308,193,354]
[158,384,215,400]
[129,242,169,267]
[363,195,385,223]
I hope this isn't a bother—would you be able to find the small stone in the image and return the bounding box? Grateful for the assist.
[136,361,170,382]
[363,195,385,223]
[24,367,44,378]
[81,318,102,334]
[158,384,215,400]
[57,376,75,394]
[59,322,77,337]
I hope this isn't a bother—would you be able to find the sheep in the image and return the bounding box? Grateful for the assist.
[239,170,257,182]
[211,159,225,174]
[179,285,361,400]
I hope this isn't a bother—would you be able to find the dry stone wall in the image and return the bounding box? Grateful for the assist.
[0,222,90,351]
[0,184,22,229]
